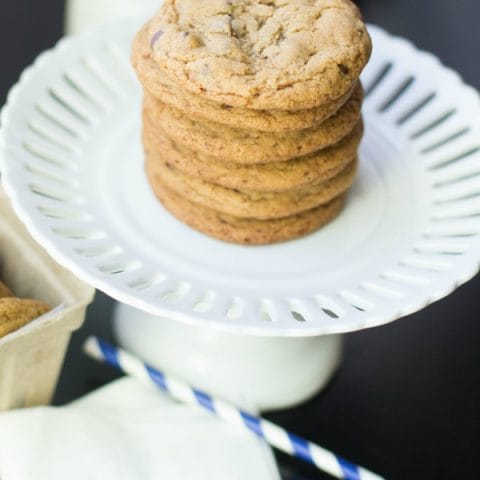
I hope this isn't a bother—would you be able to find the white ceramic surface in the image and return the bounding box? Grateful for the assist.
[2,21,480,336]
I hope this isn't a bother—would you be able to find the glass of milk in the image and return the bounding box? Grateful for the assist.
[65,0,161,34]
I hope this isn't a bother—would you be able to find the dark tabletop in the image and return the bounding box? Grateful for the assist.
[1,1,480,479]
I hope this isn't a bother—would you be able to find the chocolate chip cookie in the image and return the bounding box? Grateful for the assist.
[151,179,347,245]
[146,152,357,219]
[145,0,371,110]
[143,118,363,192]
[143,84,363,163]
[133,23,358,132]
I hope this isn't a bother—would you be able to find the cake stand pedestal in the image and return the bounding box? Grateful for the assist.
[114,303,342,411]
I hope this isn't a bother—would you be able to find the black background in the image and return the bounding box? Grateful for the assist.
[1,1,480,479]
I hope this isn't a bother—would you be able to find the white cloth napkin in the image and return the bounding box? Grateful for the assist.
[0,378,280,480]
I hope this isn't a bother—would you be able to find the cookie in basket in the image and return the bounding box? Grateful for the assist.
[0,298,51,338]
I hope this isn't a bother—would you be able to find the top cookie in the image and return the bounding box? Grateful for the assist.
[147,0,372,110]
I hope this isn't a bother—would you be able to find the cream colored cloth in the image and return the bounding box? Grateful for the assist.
[0,378,280,480]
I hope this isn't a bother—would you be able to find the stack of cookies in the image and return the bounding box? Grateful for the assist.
[132,0,371,245]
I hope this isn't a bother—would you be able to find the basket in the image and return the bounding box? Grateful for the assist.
[0,187,94,411]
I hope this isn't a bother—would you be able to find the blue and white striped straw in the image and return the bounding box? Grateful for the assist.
[84,337,384,480]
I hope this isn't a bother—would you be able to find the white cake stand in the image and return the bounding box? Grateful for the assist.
[2,21,480,410]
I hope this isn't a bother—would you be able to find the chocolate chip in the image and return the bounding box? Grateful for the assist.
[151,30,164,48]
[338,63,350,75]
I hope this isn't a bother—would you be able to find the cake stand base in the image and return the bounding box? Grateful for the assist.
[113,302,343,412]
